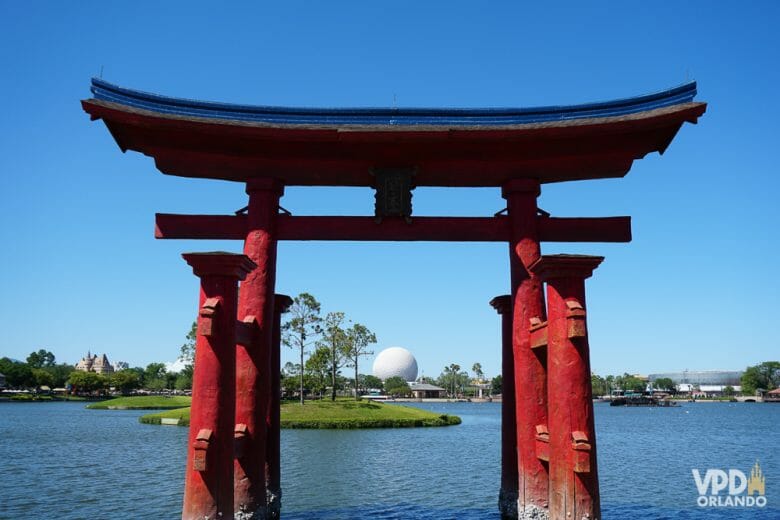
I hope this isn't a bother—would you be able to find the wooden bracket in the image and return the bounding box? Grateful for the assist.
[571,430,592,473]
[529,317,548,350]
[236,315,260,347]
[535,424,550,462]
[198,298,221,337]
[193,428,213,472]
[234,423,249,459]
[565,300,587,339]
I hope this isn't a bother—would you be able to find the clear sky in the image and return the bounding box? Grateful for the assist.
[1,2,778,380]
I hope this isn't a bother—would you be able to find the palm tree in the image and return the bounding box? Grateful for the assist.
[472,362,483,398]
[442,366,452,397]
[448,363,461,397]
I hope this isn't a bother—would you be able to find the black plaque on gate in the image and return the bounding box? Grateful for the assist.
[371,167,416,223]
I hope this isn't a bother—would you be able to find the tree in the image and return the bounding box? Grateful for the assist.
[26,349,55,368]
[740,361,780,395]
[128,366,146,387]
[179,321,197,366]
[384,376,411,397]
[591,374,607,397]
[68,371,107,395]
[723,385,736,397]
[282,362,302,397]
[604,375,615,395]
[491,374,503,395]
[144,362,167,381]
[46,363,75,388]
[164,371,178,390]
[653,377,676,393]
[32,368,54,388]
[320,311,348,401]
[344,323,377,400]
[361,374,383,393]
[175,365,193,390]
[448,364,461,397]
[111,370,141,394]
[144,363,167,391]
[614,373,646,394]
[0,357,34,388]
[305,346,330,398]
[439,364,469,398]
[282,293,322,405]
[472,362,484,397]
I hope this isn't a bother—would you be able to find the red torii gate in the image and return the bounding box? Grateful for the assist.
[83,79,705,520]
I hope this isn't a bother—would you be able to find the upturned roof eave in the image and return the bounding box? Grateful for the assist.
[87,78,700,130]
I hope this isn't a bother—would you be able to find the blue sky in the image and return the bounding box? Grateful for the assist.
[1,2,778,379]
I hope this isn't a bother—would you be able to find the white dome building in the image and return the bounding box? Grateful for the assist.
[372,347,418,382]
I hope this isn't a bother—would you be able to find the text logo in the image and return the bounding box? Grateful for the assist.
[692,461,766,508]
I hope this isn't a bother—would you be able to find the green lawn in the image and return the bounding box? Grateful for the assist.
[138,399,461,428]
[87,395,192,410]
[140,407,192,426]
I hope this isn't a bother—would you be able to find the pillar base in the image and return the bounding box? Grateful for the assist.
[499,488,518,519]
[234,504,268,520]
[518,502,550,520]
[266,487,281,520]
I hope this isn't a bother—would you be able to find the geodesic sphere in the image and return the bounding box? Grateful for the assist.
[372,347,418,382]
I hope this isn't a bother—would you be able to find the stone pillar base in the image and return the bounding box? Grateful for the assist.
[266,487,281,520]
[518,502,550,520]
[498,488,518,519]
[234,504,267,520]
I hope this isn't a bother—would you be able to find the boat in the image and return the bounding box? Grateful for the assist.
[610,395,678,407]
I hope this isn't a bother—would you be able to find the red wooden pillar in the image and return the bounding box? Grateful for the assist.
[503,179,549,519]
[491,295,518,519]
[182,253,256,520]
[235,178,283,520]
[266,294,292,519]
[531,254,603,520]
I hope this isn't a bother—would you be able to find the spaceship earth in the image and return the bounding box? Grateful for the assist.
[372,347,418,382]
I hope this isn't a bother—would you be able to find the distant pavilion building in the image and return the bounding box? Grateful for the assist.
[648,370,742,386]
[409,382,446,399]
[75,351,114,375]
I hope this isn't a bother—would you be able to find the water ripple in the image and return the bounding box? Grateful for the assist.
[1,401,778,519]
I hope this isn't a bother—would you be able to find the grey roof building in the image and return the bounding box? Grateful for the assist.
[409,382,446,399]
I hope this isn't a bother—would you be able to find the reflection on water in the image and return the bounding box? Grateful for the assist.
[0,401,777,519]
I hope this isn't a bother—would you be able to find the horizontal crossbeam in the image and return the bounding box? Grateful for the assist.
[156,214,631,243]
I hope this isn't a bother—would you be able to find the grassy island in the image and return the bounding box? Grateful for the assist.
[138,399,461,428]
[87,395,192,410]
[280,399,461,428]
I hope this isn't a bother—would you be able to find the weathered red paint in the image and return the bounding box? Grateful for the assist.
[155,213,632,243]
[531,255,603,520]
[181,253,256,520]
[490,295,518,519]
[266,294,293,519]
[234,179,283,520]
[503,179,549,518]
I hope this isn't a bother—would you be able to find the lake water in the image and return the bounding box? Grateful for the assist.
[0,401,778,519]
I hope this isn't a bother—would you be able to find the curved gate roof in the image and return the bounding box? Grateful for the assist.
[82,79,705,186]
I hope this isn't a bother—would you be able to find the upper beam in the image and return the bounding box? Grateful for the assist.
[155,214,631,243]
[155,214,247,240]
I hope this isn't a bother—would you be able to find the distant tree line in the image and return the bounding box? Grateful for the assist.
[1,347,193,396]
[0,350,74,389]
